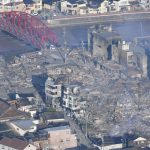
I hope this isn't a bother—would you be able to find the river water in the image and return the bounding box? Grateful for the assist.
[0,31,37,60]
[54,20,150,47]
[0,19,150,60]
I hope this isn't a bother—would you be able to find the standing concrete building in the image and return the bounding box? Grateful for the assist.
[88,24,148,79]
[45,77,62,110]
[88,25,122,62]
[62,84,80,111]
[120,42,148,78]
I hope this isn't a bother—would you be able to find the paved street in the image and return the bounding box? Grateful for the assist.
[48,11,150,27]
[53,11,150,20]
[64,114,92,149]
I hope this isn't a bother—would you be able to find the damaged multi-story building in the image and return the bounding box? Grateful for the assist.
[45,76,62,110]
[88,24,148,79]
[62,84,86,117]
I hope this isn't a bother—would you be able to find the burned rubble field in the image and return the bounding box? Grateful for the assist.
[0,20,150,138]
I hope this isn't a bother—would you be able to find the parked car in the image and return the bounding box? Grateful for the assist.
[50,45,56,50]
[31,12,38,16]
[53,13,57,17]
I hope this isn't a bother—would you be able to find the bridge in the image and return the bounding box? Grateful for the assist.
[1,11,150,49]
[0,11,57,49]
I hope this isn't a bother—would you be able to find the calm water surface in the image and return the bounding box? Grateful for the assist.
[0,20,150,60]
[54,20,150,46]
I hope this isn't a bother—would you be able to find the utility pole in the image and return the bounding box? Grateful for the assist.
[63,27,67,50]
[136,78,142,111]
[137,80,141,98]
[85,104,89,139]
[81,40,86,64]
[85,112,88,138]
[63,27,67,64]
[140,22,143,37]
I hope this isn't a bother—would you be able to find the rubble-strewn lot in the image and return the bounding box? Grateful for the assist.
[0,39,150,139]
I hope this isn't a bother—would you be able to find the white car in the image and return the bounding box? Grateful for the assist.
[50,45,56,50]
[31,12,38,16]
[53,13,57,17]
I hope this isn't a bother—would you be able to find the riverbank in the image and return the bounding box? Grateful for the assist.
[49,11,150,27]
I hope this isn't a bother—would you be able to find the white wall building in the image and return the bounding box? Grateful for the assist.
[61,0,78,14]
[0,0,42,14]
[18,106,37,118]
[41,125,77,150]
[117,0,131,11]
[99,0,109,13]
[62,84,80,111]
[61,0,87,15]
[9,119,37,136]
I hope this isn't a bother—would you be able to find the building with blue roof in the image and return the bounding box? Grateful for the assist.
[23,0,34,5]
[9,119,37,136]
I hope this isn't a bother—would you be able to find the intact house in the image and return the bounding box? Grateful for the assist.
[60,0,132,15]
[24,0,42,14]
[133,137,149,149]
[8,93,38,117]
[87,0,101,14]
[108,1,120,12]
[0,99,28,122]
[0,137,37,150]
[115,0,131,11]
[42,0,59,10]
[39,125,78,150]
[98,0,109,13]
[0,0,42,14]
[61,0,107,15]
[17,98,37,118]
[8,119,37,136]
[102,0,134,13]
[60,0,87,15]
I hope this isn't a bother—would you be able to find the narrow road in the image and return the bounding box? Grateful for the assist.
[64,114,92,149]
[48,11,150,27]
[53,11,150,20]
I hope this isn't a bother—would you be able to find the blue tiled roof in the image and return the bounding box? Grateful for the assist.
[88,0,102,8]
[23,0,34,5]
[42,0,52,4]
[68,0,77,4]
[12,119,35,130]
[42,0,60,4]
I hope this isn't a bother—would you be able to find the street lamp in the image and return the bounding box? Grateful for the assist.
[85,112,88,138]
